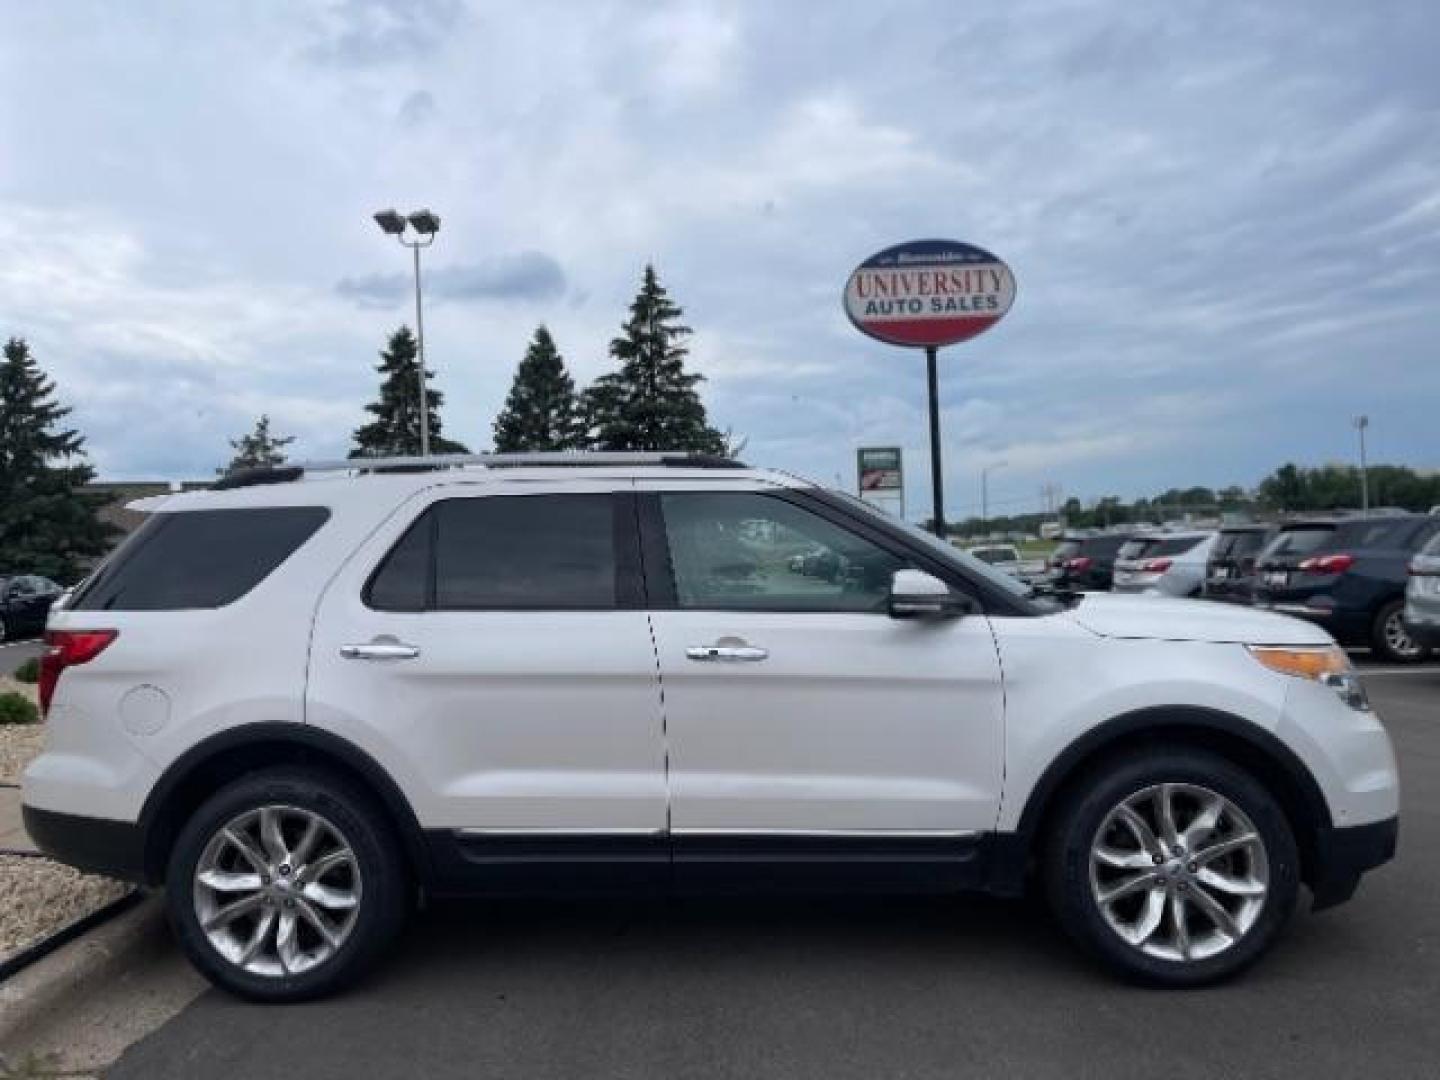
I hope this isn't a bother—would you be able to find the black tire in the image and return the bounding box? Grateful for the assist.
[1371,599,1430,664]
[165,767,409,1002]
[1044,746,1299,987]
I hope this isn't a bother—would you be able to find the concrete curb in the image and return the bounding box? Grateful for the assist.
[0,893,163,1048]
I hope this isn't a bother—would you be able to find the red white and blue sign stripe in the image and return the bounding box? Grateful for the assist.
[843,239,1016,348]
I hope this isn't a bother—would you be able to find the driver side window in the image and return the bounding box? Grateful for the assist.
[659,491,908,613]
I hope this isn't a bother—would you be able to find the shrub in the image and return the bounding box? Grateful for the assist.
[0,691,39,725]
[12,657,40,684]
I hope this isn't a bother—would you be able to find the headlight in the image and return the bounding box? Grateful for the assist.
[1247,645,1370,710]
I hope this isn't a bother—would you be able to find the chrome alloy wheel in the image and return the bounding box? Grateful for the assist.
[1383,609,1423,659]
[192,805,363,977]
[1088,783,1269,963]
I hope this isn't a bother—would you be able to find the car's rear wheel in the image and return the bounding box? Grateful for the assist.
[1372,599,1429,663]
[1045,747,1299,986]
[166,767,408,1002]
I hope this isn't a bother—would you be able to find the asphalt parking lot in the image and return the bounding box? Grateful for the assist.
[97,661,1439,1080]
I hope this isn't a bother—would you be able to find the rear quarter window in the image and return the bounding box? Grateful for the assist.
[70,507,329,611]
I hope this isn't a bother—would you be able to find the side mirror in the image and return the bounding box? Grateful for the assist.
[889,569,970,619]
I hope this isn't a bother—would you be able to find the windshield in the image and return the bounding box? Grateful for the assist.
[822,490,1034,601]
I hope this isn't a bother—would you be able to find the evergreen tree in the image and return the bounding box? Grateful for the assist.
[218,414,295,475]
[0,338,115,582]
[583,265,726,454]
[351,326,469,458]
[492,326,583,452]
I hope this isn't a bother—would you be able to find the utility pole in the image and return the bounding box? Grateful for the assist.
[1354,415,1370,514]
[981,460,1008,535]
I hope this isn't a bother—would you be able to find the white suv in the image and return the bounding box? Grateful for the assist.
[23,453,1398,1000]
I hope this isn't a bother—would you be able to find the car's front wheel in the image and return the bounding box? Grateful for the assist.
[1045,747,1299,986]
[166,767,409,1001]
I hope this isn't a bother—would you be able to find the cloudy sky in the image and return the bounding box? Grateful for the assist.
[2,0,1437,519]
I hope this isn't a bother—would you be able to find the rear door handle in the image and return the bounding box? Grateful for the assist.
[686,645,769,662]
[341,640,421,661]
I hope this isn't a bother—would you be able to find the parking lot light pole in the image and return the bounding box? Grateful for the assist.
[1354,415,1370,514]
[374,208,441,458]
[981,460,1008,535]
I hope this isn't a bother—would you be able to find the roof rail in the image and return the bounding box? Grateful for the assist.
[212,451,746,490]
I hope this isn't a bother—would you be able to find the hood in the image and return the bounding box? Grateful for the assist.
[1068,592,1333,646]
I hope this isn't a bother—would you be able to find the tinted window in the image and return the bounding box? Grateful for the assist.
[71,508,328,611]
[661,491,908,612]
[367,494,619,611]
[1149,536,1208,557]
[970,547,1015,564]
[1051,540,1082,562]
[1334,519,1416,550]
[366,511,432,612]
[1118,538,1155,559]
[1261,525,1334,560]
[1083,535,1128,557]
[1214,530,1268,559]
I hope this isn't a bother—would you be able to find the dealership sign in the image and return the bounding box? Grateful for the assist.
[843,239,1016,348]
[857,447,902,492]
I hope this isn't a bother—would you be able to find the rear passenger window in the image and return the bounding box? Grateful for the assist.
[366,494,620,611]
[71,508,329,611]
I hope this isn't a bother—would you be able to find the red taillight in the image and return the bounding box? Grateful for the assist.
[1065,556,1093,572]
[1298,553,1355,575]
[38,629,118,715]
[1141,558,1173,573]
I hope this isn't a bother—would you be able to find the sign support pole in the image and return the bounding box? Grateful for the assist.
[925,344,945,537]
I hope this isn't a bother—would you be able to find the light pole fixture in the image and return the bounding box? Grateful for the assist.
[373,207,441,457]
[1354,415,1370,514]
[981,460,1008,533]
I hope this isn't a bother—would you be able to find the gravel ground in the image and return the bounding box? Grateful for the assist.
[0,725,44,785]
[0,678,134,966]
[0,856,131,961]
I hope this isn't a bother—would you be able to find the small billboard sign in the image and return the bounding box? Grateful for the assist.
[857,446,903,517]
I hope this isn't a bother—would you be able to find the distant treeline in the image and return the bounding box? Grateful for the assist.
[950,463,1440,536]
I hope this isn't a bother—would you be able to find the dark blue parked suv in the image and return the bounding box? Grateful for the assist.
[1252,514,1440,662]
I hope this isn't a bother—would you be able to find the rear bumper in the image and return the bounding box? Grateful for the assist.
[1309,816,1398,910]
[22,803,149,884]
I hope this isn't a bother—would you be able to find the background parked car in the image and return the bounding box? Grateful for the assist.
[1404,531,1440,652]
[1048,532,1131,592]
[1204,525,1277,604]
[964,543,1046,582]
[1253,514,1440,663]
[1111,531,1217,597]
[0,574,64,641]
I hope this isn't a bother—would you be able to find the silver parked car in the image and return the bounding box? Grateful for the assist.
[1111,531,1217,597]
[1404,531,1440,653]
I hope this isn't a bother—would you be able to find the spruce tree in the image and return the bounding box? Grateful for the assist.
[583,265,726,454]
[218,414,295,475]
[0,338,115,582]
[492,326,583,452]
[351,326,468,457]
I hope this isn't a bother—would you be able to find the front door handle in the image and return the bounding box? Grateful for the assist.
[341,638,421,661]
[686,645,769,662]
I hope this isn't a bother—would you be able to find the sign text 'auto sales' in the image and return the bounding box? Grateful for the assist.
[843,239,1016,349]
